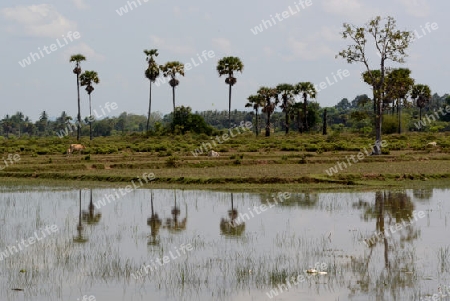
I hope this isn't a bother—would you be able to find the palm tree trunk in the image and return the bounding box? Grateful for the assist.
[266,112,271,137]
[147,81,152,132]
[374,97,382,155]
[285,102,289,135]
[89,93,92,140]
[397,100,401,134]
[255,110,259,137]
[322,109,327,135]
[303,96,308,131]
[228,83,232,129]
[172,85,176,114]
[76,72,81,141]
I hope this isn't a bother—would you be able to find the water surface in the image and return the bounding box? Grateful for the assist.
[0,187,449,301]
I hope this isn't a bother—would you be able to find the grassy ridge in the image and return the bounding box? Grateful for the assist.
[0,132,449,190]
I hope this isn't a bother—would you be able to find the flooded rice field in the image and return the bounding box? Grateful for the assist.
[0,187,449,301]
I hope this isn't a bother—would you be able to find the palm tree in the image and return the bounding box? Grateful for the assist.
[384,68,414,133]
[80,70,100,140]
[258,87,279,137]
[411,84,431,121]
[144,49,160,132]
[294,82,317,131]
[245,94,265,136]
[69,54,86,141]
[160,61,184,114]
[276,84,295,134]
[38,111,48,135]
[1,115,12,138]
[216,57,244,129]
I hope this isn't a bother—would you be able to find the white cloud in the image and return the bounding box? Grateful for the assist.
[322,0,378,21]
[150,35,196,55]
[212,38,232,55]
[283,27,341,61]
[263,46,274,57]
[396,0,430,17]
[73,0,89,10]
[63,42,105,61]
[0,4,77,38]
[285,37,334,61]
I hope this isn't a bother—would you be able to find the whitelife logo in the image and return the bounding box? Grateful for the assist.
[0,225,59,261]
[18,31,81,68]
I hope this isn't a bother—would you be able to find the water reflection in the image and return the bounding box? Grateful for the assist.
[413,188,433,201]
[82,189,102,225]
[74,189,88,243]
[147,190,162,245]
[163,190,187,233]
[349,191,420,300]
[220,193,245,237]
[0,188,448,301]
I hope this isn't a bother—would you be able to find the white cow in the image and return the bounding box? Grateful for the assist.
[68,144,86,155]
[208,150,220,157]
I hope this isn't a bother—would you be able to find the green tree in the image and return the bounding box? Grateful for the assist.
[276,83,295,134]
[338,16,412,154]
[144,49,160,132]
[216,56,244,129]
[258,87,279,137]
[70,54,86,141]
[80,70,100,140]
[245,94,265,136]
[411,84,431,121]
[385,68,414,133]
[294,82,316,131]
[160,61,184,114]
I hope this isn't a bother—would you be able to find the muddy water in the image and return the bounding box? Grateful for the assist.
[0,188,448,301]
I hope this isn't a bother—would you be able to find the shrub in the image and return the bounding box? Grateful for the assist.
[166,156,181,168]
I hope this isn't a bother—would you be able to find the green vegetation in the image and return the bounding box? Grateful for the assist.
[1,132,449,190]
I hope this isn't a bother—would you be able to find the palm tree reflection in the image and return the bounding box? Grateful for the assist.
[82,189,101,225]
[147,190,162,245]
[74,189,88,243]
[164,190,187,233]
[220,193,245,237]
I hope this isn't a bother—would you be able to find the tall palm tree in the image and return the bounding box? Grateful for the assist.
[276,83,295,134]
[144,49,160,132]
[258,87,279,137]
[245,94,265,136]
[384,68,414,133]
[294,82,317,131]
[38,111,48,135]
[69,54,86,141]
[80,70,100,140]
[216,57,244,129]
[160,61,184,114]
[411,84,431,121]
[1,115,11,138]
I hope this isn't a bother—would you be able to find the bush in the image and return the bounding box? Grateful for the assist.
[166,156,181,168]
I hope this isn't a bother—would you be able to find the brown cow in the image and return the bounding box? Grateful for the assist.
[68,144,86,155]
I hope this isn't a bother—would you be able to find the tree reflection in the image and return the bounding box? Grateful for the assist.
[82,189,101,225]
[164,190,187,233]
[349,191,420,299]
[412,189,433,201]
[147,190,162,245]
[74,189,88,243]
[220,193,245,237]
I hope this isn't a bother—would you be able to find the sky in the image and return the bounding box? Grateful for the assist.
[0,0,449,121]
